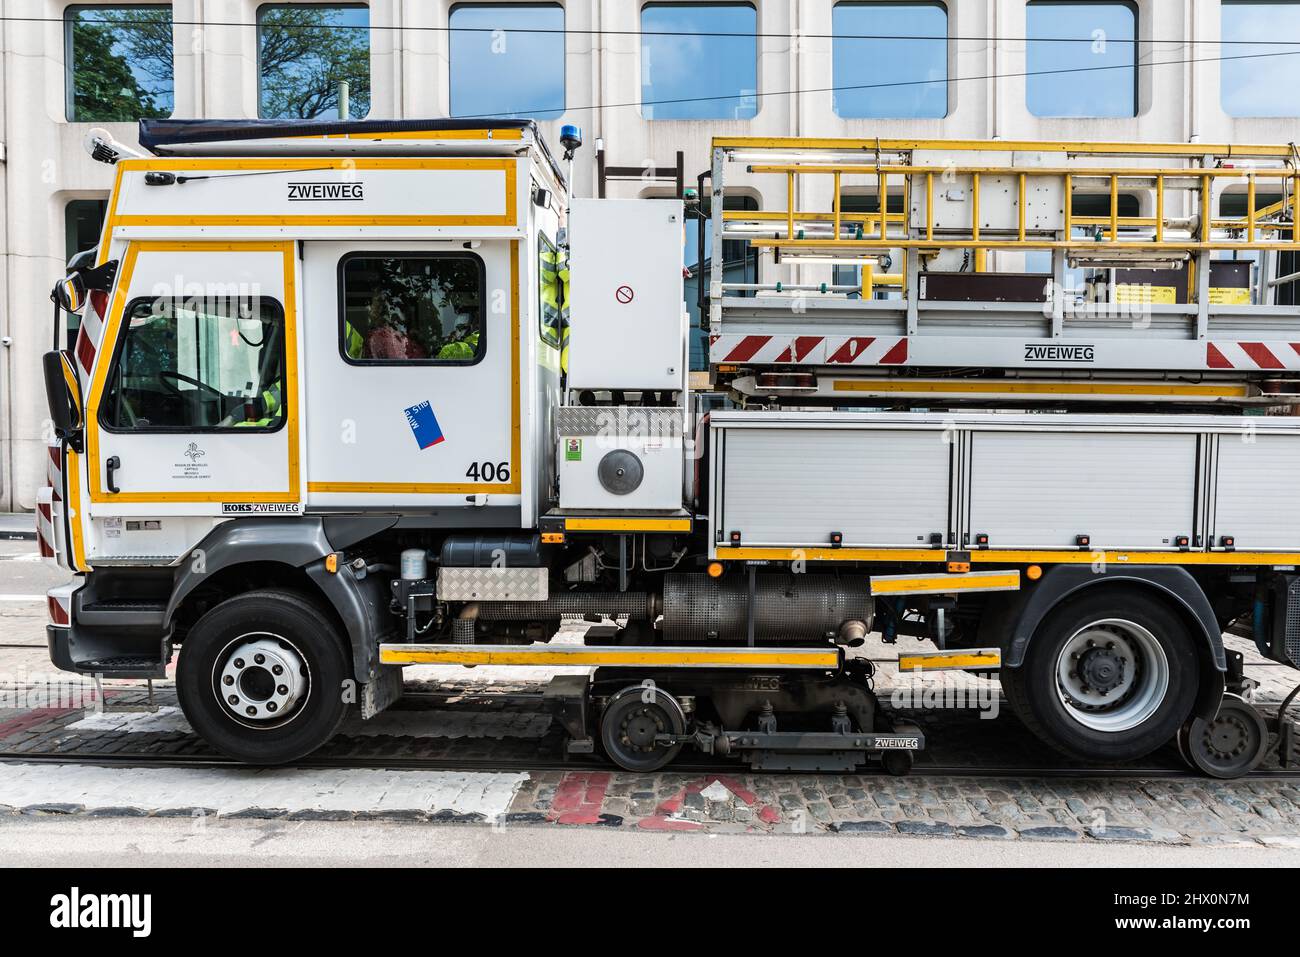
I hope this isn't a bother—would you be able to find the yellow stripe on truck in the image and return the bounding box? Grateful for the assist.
[565,517,692,532]
[871,570,1021,596]
[898,649,1002,672]
[379,644,840,669]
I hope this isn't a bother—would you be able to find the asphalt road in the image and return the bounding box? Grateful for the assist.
[0,815,1295,867]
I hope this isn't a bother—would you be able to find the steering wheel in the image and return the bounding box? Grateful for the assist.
[157,370,225,404]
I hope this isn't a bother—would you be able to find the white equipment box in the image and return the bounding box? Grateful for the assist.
[557,407,685,511]
[566,198,687,392]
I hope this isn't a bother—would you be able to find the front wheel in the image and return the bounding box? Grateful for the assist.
[177,590,351,764]
[1002,590,1198,763]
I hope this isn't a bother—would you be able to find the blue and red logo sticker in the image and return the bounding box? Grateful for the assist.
[404,400,445,450]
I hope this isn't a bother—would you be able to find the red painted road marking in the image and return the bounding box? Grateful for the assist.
[0,689,119,740]
[550,770,612,825]
[636,774,781,831]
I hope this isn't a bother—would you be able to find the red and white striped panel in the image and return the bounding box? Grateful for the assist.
[40,441,65,568]
[47,583,77,627]
[709,335,828,365]
[1206,341,1300,370]
[35,489,55,561]
[824,336,909,366]
[72,288,109,380]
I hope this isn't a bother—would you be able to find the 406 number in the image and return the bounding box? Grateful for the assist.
[465,461,511,483]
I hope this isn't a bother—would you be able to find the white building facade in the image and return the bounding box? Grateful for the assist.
[1,0,1298,509]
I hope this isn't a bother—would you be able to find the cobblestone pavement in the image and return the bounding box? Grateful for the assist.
[2,538,1298,850]
[0,645,1298,850]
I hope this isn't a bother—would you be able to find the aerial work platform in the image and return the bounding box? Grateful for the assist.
[706,137,1300,403]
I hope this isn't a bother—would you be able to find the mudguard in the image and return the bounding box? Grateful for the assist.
[992,564,1226,721]
[165,517,390,683]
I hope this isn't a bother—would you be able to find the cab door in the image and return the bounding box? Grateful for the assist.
[83,242,301,556]
[301,240,521,511]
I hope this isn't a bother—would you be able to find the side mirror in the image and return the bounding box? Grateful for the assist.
[51,273,88,315]
[43,350,84,442]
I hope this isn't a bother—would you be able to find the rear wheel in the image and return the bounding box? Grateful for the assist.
[177,590,351,764]
[1002,590,1198,763]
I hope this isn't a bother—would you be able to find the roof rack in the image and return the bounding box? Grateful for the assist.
[707,136,1300,404]
[138,118,568,187]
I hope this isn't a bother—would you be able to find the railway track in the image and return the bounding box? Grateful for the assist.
[1,747,1297,782]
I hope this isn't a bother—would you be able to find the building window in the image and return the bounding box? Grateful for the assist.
[1026,1,1136,118]
[832,2,947,119]
[1222,1,1300,117]
[101,296,287,432]
[340,254,486,364]
[65,5,174,122]
[65,199,108,265]
[258,5,370,119]
[449,4,565,119]
[641,3,757,120]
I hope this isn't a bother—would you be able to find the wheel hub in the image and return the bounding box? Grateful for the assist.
[217,636,307,724]
[1054,619,1169,733]
[1077,646,1127,694]
[621,710,663,751]
[1203,712,1253,760]
[1180,695,1269,778]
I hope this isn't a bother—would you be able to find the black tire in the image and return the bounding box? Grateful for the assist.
[1001,589,1198,763]
[177,590,351,764]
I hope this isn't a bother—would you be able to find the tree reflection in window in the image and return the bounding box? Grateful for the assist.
[65,5,173,122]
[259,5,370,119]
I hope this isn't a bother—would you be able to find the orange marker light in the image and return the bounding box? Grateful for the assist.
[707,562,724,578]
[325,553,339,574]
[1026,564,1042,581]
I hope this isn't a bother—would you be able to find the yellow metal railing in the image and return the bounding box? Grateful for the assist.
[729,162,1299,255]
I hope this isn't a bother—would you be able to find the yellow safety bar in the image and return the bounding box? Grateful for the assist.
[722,145,1300,261]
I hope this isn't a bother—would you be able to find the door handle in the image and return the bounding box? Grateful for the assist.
[106,456,121,494]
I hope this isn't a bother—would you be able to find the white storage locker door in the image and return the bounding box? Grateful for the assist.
[1214,434,1300,549]
[719,427,951,547]
[967,431,1198,550]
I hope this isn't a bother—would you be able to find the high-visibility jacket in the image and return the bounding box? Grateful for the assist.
[233,382,282,428]
[344,321,364,359]
[541,247,570,371]
[437,331,480,361]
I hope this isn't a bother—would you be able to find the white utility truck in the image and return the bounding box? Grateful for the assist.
[38,120,1300,777]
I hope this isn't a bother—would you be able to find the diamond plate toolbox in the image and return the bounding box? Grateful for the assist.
[436,567,550,601]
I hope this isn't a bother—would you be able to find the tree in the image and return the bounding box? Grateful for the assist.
[259,7,371,119]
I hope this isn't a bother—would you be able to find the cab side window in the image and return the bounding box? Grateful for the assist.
[101,295,286,432]
[538,234,566,348]
[340,253,485,364]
